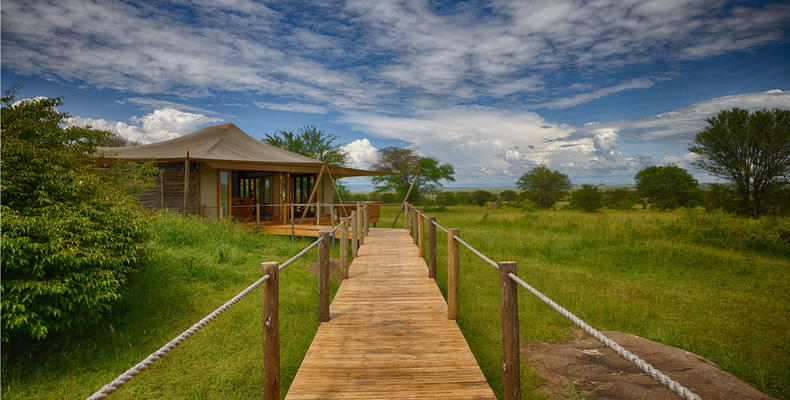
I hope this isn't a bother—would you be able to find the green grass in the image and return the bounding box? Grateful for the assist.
[381,205,790,399]
[1,212,342,399]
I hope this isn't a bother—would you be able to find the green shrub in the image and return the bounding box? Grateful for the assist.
[604,188,637,209]
[569,185,604,212]
[671,208,790,256]
[470,190,496,206]
[0,91,153,346]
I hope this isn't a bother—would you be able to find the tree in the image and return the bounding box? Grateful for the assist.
[634,165,699,210]
[516,166,571,209]
[604,188,638,210]
[689,108,790,217]
[370,147,455,203]
[435,191,457,205]
[1,90,153,346]
[499,189,518,202]
[470,190,496,206]
[264,125,349,166]
[570,185,604,212]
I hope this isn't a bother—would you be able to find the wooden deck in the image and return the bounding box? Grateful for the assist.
[285,228,495,399]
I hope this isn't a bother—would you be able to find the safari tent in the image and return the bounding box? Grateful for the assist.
[99,123,384,225]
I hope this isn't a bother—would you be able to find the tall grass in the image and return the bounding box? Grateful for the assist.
[381,206,790,399]
[2,212,341,399]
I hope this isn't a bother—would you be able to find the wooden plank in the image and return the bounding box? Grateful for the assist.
[285,227,494,399]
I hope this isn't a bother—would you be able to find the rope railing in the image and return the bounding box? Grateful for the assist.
[406,203,702,400]
[85,219,360,400]
[87,274,272,400]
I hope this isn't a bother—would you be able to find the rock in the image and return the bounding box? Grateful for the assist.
[522,328,774,400]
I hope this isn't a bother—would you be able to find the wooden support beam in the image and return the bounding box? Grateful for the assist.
[418,211,425,258]
[357,202,364,245]
[300,164,326,224]
[351,212,358,258]
[318,230,330,323]
[262,262,280,400]
[159,170,164,209]
[428,216,437,279]
[447,228,460,320]
[391,169,420,228]
[499,261,520,400]
[183,151,190,216]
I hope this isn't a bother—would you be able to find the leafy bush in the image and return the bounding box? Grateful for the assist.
[1,91,153,345]
[670,208,790,257]
[470,190,496,206]
[635,165,699,210]
[569,185,603,212]
[604,188,637,209]
[499,189,517,202]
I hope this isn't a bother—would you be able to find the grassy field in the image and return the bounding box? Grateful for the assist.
[379,205,790,399]
[1,212,341,399]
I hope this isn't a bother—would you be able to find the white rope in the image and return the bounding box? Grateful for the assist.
[86,274,272,400]
[279,237,324,271]
[453,236,499,270]
[431,219,448,233]
[506,272,701,400]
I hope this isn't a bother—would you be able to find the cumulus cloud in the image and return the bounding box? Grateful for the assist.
[68,108,222,144]
[342,138,379,169]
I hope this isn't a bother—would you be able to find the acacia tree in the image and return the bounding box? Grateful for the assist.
[634,165,699,210]
[264,125,349,166]
[370,147,455,203]
[689,108,790,217]
[516,166,571,209]
[570,184,604,212]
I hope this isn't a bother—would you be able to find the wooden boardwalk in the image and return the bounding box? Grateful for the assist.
[286,228,495,399]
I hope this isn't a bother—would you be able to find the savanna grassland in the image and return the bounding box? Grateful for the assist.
[1,213,341,399]
[379,205,790,399]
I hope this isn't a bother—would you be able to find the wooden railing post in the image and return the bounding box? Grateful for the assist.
[447,228,460,320]
[351,212,359,258]
[356,202,364,245]
[340,218,349,279]
[428,216,437,279]
[262,262,280,400]
[418,211,425,258]
[413,208,419,245]
[256,203,261,229]
[499,261,520,400]
[364,203,370,236]
[404,203,410,230]
[318,231,330,323]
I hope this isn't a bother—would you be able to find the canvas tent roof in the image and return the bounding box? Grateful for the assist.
[98,123,386,177]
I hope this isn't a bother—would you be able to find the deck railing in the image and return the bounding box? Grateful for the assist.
[403,202,701,400]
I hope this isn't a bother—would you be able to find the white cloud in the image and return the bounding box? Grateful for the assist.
[68,108,222,144]
[254,101,328,114]
[342,138,379,169]
[597,89,790,140]
[540,78,658,109]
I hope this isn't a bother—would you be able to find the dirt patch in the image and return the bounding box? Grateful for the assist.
[306,258,346,283]
[522,328,774,400]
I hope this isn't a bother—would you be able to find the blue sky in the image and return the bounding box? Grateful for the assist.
[2,0,789,189]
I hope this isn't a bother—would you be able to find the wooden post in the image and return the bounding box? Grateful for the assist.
[201,205,206,218]
[404,203,410,230]
[340,218,349,279]
[290,204,295,242]
[318,231,330,323]
[183,151,190,216]
[331,210,335,249]
[363,203,369,236]
[159,170,164,209]
[499,261,520,400]
[351,212,358,258]
[447,228,460,320]
[356,202,364,245]
[299,164,326,224]
[418,211,425,258]
[413,209,418,245]
[262,262,280,400]
[428,216,437,279]
[256,203,261,229]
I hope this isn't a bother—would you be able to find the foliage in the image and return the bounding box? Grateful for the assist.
[264,125,349,166]
[690,108,790,217]
[0,90,153,346]
[635,165,699,210]
[499,189,518,202]
[701,183,737,212]
[604,188,638,210]
[435,191,457,205]
[569,184,604,212]
[516,166,571,209]
[470,190,497,206]
[370,146,455,203]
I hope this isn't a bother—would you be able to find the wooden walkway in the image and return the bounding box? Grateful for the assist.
[286,228,495,399]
